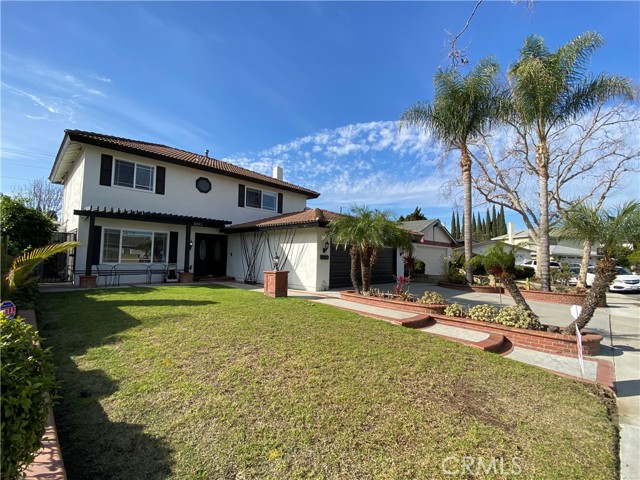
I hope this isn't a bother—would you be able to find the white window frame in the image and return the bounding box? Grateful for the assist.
[112,158,156,193]
[246,187,277,211]
[101,228,168,264]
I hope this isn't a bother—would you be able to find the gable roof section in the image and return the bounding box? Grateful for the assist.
[399,219,457,244]
[399,220,438,234]
[50,129,320,199]
[223,208,342,233]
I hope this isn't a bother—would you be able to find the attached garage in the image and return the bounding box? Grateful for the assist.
[329,244,397,289]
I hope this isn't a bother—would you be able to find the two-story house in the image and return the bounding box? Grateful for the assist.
[50,130,403,291]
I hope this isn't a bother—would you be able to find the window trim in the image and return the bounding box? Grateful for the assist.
[101,228,168,264]
[245,187,277,211]
[112,158,156,193]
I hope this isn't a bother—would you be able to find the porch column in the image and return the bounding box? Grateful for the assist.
[184,223,192,273]
[85,215,96,276]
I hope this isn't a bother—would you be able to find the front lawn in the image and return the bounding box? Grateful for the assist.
[40,285,617,479]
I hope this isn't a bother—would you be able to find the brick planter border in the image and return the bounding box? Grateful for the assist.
[429,313,602,356]
[439,282,606,307]
[78,275,97,288]
[520,289,607,307]
[340,291,447,315]
[341,291,602,356]
[438,282,504,293]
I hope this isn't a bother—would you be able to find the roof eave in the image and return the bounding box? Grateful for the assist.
[66,131,320,199]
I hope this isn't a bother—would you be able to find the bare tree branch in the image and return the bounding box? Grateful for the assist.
[12,178,63,219]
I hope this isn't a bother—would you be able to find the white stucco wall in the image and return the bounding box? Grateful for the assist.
[420,224,452,244]
[413,244,451,276]
[226,228,324,291]
[79,146,308,224]
[60,152,85,234]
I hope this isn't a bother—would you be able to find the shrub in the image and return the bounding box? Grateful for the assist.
[444,303,467,317]
[468,304,499,323]
[514,265,535,279]
[419,291,446,305]
[1,316,57,479]
[414,259,425,274]
[494,306,543,330]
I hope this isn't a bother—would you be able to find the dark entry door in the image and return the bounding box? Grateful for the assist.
[193,234,227,277]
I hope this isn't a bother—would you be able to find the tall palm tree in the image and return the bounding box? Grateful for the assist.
[508,32,635,291]
[400,57,501,285]
[326,206,413,294]
[552,201,640,334]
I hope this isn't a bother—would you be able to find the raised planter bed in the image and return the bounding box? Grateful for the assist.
[342,291,602,356]
[439,282,606,307]
[520,289,607,307]
[428,313,602,356]
[340,291,447,315]
[438,282,504,294]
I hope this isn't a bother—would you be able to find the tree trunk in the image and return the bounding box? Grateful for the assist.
[501,273,538,319]
[567,258,617,334]
[461,148,474,285]
[537,142,551,291]
[349,246,361,295]
[361,245,373,293]
[577,240,592,289]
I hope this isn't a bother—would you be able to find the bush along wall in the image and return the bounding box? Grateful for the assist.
[1,315,57,480]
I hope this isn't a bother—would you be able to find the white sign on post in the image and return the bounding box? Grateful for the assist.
[571,304,585,377]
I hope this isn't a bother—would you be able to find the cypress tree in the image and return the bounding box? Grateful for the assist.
[472,212,477,240]
[491,205,498,237]
[485,209,492,239]
[451,211,457,239]
[499,205,507,236]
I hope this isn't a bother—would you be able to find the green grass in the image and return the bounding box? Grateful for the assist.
[39,285,617,479]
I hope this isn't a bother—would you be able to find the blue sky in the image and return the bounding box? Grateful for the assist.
[1,1,638,230]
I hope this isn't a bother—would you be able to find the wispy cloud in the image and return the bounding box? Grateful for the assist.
[224,120,449,214]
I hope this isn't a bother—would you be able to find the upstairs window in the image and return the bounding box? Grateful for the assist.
[246,187,276,211]
[113,159,155,192]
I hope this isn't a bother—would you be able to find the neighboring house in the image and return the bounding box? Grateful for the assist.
[470,223,598,265]
[399,220,457,276]
[49,130,402,290]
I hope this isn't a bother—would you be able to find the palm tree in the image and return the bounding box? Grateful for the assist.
[400,57,501,285]
[326,206,413,294]
[3,241,80,292]
[507,32,635,292]
[552,201,640,334]
[469,243,537,318]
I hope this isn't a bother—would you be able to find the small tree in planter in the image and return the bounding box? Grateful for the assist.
[553,201,640,334]
[469,243,537,319]
[326,206,413,294]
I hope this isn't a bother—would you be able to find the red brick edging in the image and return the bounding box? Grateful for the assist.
[340,291,446,315]
[340,292,603,356]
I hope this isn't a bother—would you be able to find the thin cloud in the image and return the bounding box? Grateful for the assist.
[224,120,446,214]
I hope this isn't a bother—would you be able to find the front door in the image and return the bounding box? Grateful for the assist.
[193,234,227,277]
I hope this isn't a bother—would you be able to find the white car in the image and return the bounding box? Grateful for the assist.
[519,260,561,270]
[586,266,640,292]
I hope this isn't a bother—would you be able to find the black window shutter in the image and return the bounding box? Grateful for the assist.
[91,226,102,265]
[277,193,283,213]
[100,155,112,186]
[169,231,179,263]
[155,166,166,195]
[238,184,245,207]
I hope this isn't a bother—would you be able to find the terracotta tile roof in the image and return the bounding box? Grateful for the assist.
[224,208,343,232]
[55,129,320,198]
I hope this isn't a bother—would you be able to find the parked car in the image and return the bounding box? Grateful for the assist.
[568,267,581,286]
[585,266,640,292]
[519,260,562,270]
